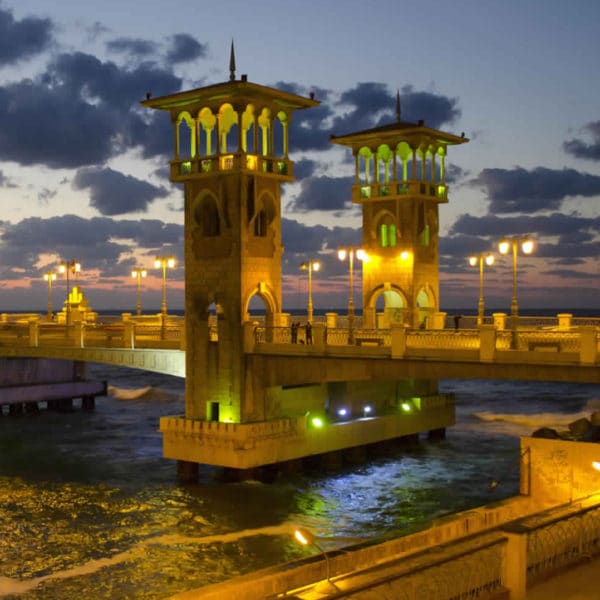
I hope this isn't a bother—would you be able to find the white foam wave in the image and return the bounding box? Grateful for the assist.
[0,521,298,597]
[471,409,593,437]
[107,385,153,400]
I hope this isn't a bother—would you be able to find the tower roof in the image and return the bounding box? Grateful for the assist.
[141,79,319,116]
[330,119,468,151]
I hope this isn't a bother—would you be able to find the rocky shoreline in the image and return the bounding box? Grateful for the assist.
[533,410,600,442]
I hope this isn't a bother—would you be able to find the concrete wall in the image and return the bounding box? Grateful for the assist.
[520,437,600,503]
[0,358,78,386]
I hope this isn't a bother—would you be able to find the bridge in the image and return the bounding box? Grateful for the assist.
[1,312,598,384]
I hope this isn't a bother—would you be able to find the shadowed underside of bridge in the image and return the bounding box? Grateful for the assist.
[0,346,185,378]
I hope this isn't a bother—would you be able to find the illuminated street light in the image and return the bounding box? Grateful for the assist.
[498,236,534,348]
[43,271,56,321]
[154,256,175,317]
[293,527,336,591]
[131,268,147,316]
[300,259,320,323]
[338,247,365,344]
[58,260,81,326]
[468,253,494,325]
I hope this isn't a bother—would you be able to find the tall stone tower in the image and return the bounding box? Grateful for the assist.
[331,99,468,328]
[142,55,318,427]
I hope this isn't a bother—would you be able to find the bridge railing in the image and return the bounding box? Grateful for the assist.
[0,317,185,350]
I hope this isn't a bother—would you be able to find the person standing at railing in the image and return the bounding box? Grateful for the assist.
[454,315,462,330]
[306,322,313,344]
[291,322,298,343]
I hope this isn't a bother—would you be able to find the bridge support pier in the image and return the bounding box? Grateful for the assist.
[177,460,199,483]
[428,427,446,440]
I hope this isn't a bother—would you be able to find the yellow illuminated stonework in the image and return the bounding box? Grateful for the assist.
[331,109,468,328]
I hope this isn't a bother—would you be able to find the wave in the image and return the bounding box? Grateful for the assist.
[107,385,154,400]
[0,521,299,597]
[471,409,594,437]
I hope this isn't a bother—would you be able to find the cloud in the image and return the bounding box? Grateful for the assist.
[0,6,53,66]
[72,167,169,215]
[0,215,184,279]
[166,34,208,64]
[106,37,159,58]
[0,169,16,188]
[0,52,182,168]
[332,82,462,135]
[444,212,600,270]
[563,121,600,160]
[469,167,600,213]
[293,158,319,180]
[286,175,354,212]
[282,218,360,256]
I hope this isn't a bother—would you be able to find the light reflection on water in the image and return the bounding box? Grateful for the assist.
[3,365,595,598]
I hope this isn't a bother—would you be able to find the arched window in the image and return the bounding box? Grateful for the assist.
[378,214,397,248]
[196,197,220,237]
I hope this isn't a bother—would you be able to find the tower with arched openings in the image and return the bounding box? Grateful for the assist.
[331,102,468,328]
[142,58,318,443]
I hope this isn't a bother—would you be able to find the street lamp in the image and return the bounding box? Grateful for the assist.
[498,237,534,321]
[338,247,365,344]
[293,527,337,592]
[468,253,494,325]
[58,260,81,326]
[154,256,175,317]
[43,271,56,321]
[498,236,534,347]
[131,268,147,316]
[300,259,320,322]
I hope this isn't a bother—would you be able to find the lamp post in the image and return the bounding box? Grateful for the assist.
[338,247,365,344]
[131,268,147,316]
[468,253,494,325]
[498,236,534,347]
[300,260,320,323]
[58,260,81,326]
[293,527,336,592]
[154,256,175,317]
[43,271,56,321]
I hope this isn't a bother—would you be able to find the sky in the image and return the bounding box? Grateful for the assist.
[0,0,599,314]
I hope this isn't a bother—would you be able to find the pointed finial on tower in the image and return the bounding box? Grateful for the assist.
[229,39,236,82]
[396,89,401,122]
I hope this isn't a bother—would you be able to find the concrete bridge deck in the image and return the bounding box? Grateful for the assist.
[0,314,598,382]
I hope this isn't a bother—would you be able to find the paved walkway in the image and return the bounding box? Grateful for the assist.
[525,558,600,599]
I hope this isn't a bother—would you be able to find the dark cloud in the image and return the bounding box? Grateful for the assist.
[48,51,181,109]
[443,212,600,272]
[286,175,354,212]
[281,218,362,285]
[332,82,461,136]
[166,34,208,64]
[0,215,183,279]
[73,167,169,215]
[563,121,600,160]
[293,158,318,180]
[106,37,159,58]
[469,167,600,213]
[277,81,463,153]
[0,6,53,66]
[0,53,181,168]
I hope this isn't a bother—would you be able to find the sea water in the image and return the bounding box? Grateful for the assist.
[0,363,599,599]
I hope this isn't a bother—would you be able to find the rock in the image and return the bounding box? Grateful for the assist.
[532,427,560,439]
[568,417,591,439]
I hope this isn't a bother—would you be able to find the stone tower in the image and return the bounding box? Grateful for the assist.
[142,57,318,426]
[331,100,468,328]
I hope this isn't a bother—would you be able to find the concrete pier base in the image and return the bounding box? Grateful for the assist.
[177,460,199,483]
[428,427,446,440]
